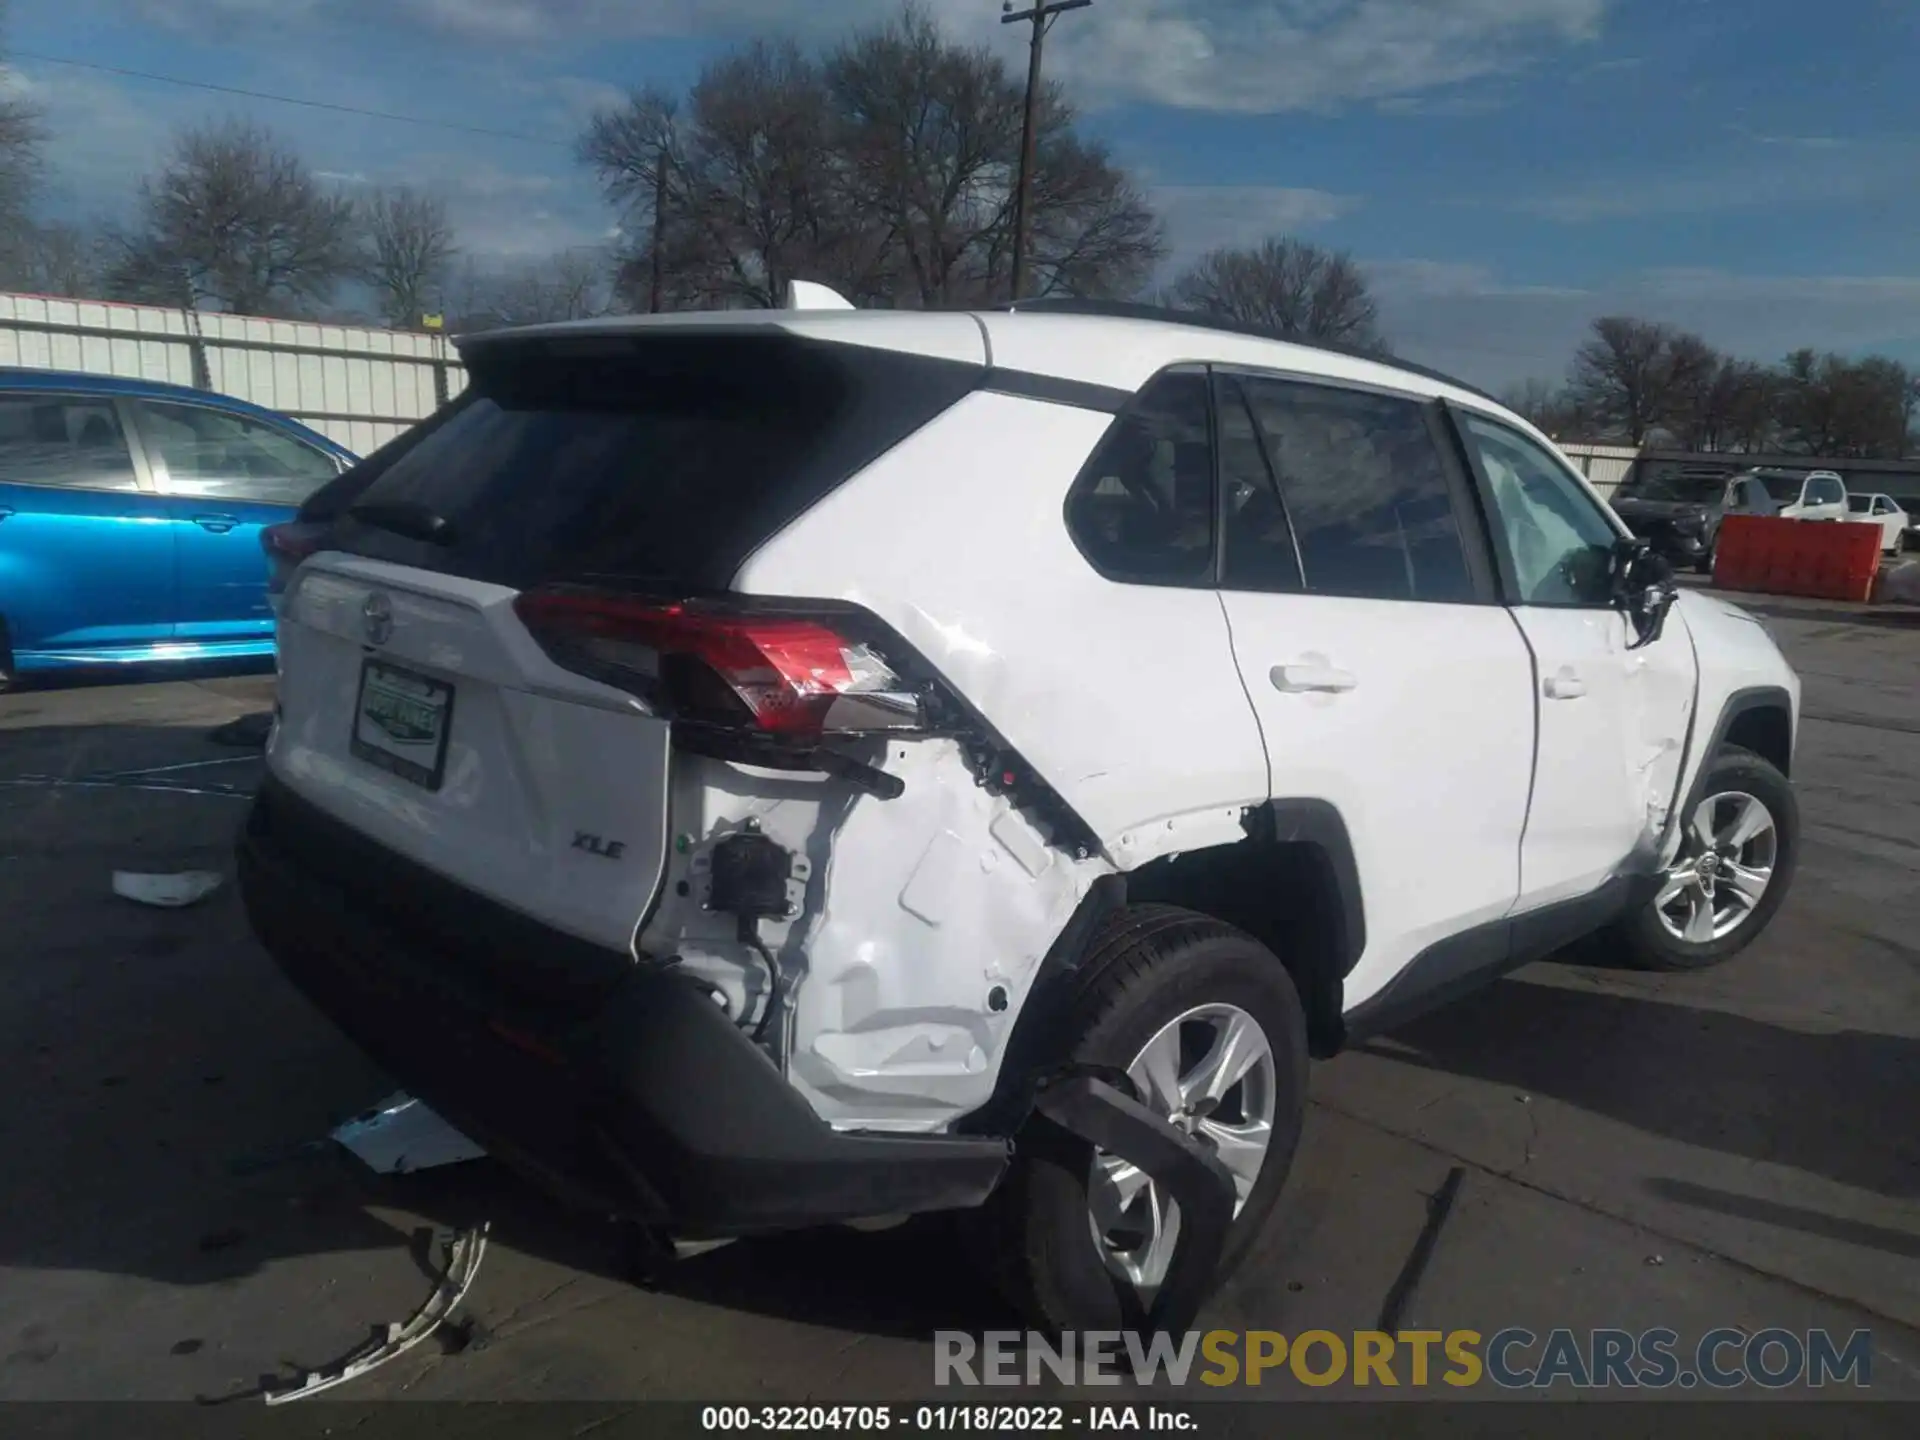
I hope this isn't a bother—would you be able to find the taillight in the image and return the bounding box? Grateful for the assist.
[512,588,928,743]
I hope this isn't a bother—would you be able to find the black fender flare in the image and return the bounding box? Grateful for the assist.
[1662,684,1795,853]
[1248,798,1367,976]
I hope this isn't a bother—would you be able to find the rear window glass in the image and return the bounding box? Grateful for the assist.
[335,333,981,591]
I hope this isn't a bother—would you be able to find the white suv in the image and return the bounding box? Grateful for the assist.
[239,294,1802,1334]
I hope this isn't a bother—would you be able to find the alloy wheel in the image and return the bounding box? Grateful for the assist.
[1655,789,1779,945]
[1087,1003,1276,1293]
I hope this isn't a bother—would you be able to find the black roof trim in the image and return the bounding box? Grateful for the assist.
[1002,299,1502,406]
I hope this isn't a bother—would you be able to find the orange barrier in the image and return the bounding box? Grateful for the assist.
[1712,514,1880,603]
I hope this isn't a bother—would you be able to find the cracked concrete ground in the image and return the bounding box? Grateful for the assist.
[0,609,1916,1408]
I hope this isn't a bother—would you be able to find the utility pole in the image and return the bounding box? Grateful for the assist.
[1002,0,1091,303]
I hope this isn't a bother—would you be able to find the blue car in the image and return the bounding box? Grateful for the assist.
[0,369,358,686]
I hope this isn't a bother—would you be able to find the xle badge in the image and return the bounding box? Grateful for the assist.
[572,831,627,861]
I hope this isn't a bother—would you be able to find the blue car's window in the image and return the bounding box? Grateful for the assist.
[135,400,338,507]
[0,396,141,492]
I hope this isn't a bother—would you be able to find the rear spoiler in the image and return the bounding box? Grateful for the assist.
[786,281,855,311]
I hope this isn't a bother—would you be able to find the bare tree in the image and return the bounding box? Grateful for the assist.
[446,250,614,333]
[112,119,359,316]
[580,10,1161,310]
[826,5,1159,307]
[361,186,456,329]
[1775,351,1914,459]
[0,0,46,277]
[1565,316,1701,446]
[1166,238,1385,352]
[0,219,119,297]
[583,42,857,310]
[577,86,687,312]
[1500,378,1591,439]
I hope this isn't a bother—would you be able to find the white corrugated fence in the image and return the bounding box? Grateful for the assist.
[0,291,468,456]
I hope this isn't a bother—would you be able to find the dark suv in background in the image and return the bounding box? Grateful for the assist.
[1610,466,1777,573]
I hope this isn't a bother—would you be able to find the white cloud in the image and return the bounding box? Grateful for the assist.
[1054,0,1608,114]
[125,0,1612,115]
[1368,259,1587,299]
[1520,133,1920,222]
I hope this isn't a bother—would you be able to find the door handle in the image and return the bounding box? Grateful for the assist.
[1544,670,1587,700]
[192,515,239,534]
[1270,663,1358,694]
[0,506,14,521]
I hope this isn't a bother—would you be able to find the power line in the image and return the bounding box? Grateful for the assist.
[12,50,573,148]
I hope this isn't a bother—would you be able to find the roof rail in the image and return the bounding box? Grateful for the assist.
[1002,298,1500,405]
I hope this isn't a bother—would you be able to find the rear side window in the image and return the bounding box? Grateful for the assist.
[0,395,140,492]
[1217,376,1302,593]
[134,401,339,506]
[1063,369,1214,586]
[336,334,981,591]
[1238,377,1477,604]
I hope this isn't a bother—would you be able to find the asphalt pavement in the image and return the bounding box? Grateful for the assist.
[0,612,1916,1409]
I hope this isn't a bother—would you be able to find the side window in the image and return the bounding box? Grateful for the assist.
[1872,496,1895,516]
[1238,376,1477,603]
[135,401,339,507]
[1460,413,1620,607]
[1064,370,1214,585]
[0,396,140,492]
[1217,376,1302,593]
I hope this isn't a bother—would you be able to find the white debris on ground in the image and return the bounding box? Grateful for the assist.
[1877,559,1920,605]
[263,1222,490,1404]
[110,870,224,908]
[331,1092,486,1174]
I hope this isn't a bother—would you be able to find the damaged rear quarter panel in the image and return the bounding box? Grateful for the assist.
[640,743,1106,1134]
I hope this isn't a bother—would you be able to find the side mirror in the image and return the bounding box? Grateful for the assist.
[1612,537,1677,649]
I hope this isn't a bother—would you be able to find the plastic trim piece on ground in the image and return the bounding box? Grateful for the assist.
[331,1091,487,1174]
[262,1222,490,1405]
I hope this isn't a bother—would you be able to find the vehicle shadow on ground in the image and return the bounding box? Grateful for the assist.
[0,713,1018,1344]
[1360,975,1920,1201]
[366,1161,1024,1342]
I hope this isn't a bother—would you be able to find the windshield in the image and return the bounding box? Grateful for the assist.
[1619,472,1724,503]
[1755,474,1808,503]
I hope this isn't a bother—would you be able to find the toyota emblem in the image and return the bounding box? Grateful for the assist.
[362,591,394,646]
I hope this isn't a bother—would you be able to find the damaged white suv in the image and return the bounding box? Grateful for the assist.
[239,294,1802,1334]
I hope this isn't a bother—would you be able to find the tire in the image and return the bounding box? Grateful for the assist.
[972,904,1308,1333]
[1609,745,1798,972]
[1694,546,1715,576]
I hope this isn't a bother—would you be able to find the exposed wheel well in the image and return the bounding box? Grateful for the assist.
[1124,840,1349,1058]
[1722,702,1792,778]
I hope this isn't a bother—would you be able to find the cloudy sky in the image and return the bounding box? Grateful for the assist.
[7,0,1918,389]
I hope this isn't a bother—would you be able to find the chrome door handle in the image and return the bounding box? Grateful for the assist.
[193,515,239,534]
[1544,671,1587,700]
[1271,663,1358,694]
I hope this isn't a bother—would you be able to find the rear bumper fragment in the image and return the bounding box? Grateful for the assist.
[237,775,1011,1236]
